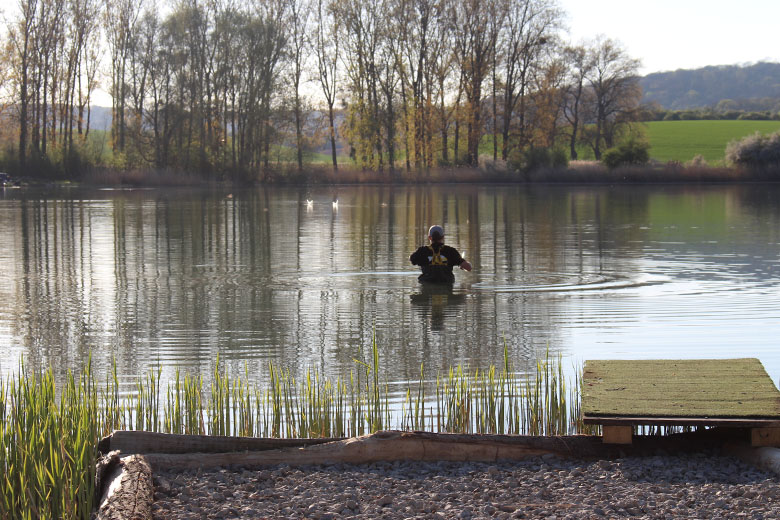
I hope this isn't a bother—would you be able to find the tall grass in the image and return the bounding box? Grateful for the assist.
[1,344,585,518]
[0,360,106,519]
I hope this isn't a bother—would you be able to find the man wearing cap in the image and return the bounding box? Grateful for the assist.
[409,225,472,284]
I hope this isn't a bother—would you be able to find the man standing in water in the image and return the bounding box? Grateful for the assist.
[410,225,472,284]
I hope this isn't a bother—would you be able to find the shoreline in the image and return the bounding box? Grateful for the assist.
[5,162,780,189]
[97,430,780,519]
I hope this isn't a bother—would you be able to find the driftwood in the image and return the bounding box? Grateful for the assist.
[106,430,344,454]
[141,430,575,471]
[104,428,756,472]
[138,430,744,471]
[97,455,154,520]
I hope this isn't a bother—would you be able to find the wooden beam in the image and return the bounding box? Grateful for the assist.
[102,430,749,471]
[139,431,610,471]
[584,416,780,428]
[106,431,344,454]
[602,426,632,445]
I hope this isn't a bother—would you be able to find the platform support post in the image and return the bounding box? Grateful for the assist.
[751,428,780,447]
[602,425,632,445]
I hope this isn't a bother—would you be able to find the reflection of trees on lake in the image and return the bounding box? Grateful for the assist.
[5,185,775,389]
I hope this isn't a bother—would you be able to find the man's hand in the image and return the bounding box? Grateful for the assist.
[460,260,472,272]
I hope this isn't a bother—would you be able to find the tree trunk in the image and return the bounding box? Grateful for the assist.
[328,102,338,172]
[439,79,448,164]
[295,89,303,172]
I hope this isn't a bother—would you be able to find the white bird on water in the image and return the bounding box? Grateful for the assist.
[306,199,313,208]
[332,199,338,210]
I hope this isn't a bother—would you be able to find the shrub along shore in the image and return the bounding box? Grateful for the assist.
[0,347,584,518]
[7,161,780,189]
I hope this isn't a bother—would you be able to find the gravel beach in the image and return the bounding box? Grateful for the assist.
[151,452,779,519]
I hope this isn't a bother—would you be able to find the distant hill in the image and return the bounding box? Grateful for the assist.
[88,106,112,131]
[640,62,780,110]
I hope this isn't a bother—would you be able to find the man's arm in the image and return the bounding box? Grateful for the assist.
[410,247,425,266]
[446,246,471,271]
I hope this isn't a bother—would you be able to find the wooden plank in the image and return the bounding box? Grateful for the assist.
[602,426,632,445]
[582,358,780,419]
[111,430,753,471]
[140,431,612,471]
[584,416,780,427]
[107,431,344,454]
[752,428,780,447]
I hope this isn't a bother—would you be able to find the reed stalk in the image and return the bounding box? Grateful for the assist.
[0,362,98,519]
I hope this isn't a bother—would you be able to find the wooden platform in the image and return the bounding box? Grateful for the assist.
[582,359,780,446]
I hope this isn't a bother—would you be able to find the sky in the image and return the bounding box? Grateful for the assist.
[4,0,778,106]
[558,0,780,74]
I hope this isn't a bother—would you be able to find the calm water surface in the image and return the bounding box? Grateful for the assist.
[1,184,779,393]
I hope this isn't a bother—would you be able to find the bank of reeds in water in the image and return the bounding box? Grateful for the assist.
[0,360,105,520]
[1,346,587,518]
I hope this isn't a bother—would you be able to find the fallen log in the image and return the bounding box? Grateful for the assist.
[105,430,344,454]
[97,454,154,520]
[140,431,613,471]
[107,428,749,473]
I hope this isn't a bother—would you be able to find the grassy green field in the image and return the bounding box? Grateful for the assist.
[644,120,780,164]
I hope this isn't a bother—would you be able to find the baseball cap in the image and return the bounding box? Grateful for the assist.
[428,225,444,240]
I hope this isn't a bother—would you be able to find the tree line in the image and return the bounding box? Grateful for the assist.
[1,0,644,180]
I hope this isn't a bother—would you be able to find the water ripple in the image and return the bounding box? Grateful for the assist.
[473,273,668,293]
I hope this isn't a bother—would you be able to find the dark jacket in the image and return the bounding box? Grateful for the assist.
[409,243,465,284]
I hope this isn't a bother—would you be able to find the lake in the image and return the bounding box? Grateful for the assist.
[1,183,779,396]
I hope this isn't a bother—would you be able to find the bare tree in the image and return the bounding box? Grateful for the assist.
[395,0,446,171]
[562,43,593,160]
[585,36,641,159]
[62,0,100,158]
[8,0,39,169]
[285,0,311,172]
[450,0,501,166]
[429,7,454,165]
[314,0,339,172]
[333,0,384,170]
[104,0,143,153]
[498,0,560,161]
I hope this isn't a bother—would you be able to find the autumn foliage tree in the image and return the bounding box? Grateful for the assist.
[0,0,645,179]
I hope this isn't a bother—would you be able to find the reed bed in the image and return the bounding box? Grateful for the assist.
[1,346,585,518]
[0,359,110,520]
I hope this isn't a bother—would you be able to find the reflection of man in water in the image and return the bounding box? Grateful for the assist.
[410,283,466,331]
[409,225,472,284]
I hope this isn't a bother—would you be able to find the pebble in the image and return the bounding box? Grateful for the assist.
[151,451,780,519]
